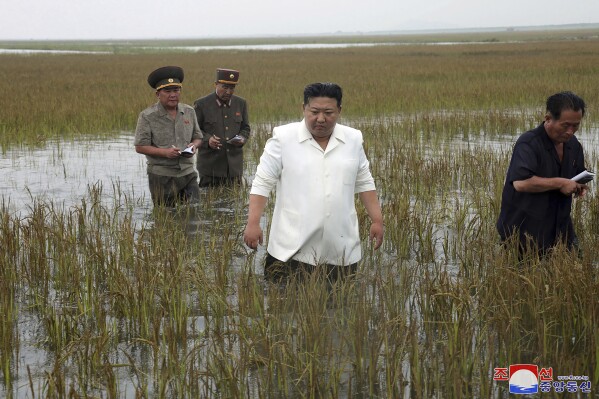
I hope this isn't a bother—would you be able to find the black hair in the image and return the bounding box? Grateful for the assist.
[303,82,342,107]
[546,91,586,120]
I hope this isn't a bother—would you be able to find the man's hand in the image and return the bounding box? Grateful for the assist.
[359,190,384,250]
[244,223,263,249]
[574,184,589,198]
[165,146,182,158]
[369,221,384,250]
[559,179,585,197]
[209,135,223,150]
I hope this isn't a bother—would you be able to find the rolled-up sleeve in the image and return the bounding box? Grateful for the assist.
[354,145,376,193]
[250,134,282,197]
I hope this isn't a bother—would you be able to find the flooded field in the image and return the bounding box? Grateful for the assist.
[2,117,599,398]
[1,135,149,213]
[2,32,599,397]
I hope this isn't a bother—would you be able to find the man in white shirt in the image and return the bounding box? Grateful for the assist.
[243,82,384,280]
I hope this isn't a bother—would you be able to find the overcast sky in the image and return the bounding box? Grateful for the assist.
[2,0,599,40]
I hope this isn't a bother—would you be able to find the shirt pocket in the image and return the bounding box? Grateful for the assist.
[181,117,196,141]
[202,117,218,135]
[272,208,301,252]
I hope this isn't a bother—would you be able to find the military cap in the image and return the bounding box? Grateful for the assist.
[147,66,184,90]
[216,68,240,84]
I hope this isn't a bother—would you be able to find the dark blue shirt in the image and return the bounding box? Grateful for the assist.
[496,123,586,251]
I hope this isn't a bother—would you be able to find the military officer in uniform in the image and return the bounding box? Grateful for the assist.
[134,66,203,206]
[194,68,251,187]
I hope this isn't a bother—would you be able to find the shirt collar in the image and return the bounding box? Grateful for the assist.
[298,119,345,143]
[156,102,182,115]
[215,92,231,107]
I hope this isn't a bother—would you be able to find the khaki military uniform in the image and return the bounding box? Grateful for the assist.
[135,102,202,176]
[135,102,203,206]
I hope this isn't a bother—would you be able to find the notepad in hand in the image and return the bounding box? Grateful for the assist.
[571,170,595,184]
[227,135,245,144]
[180,146,195,158]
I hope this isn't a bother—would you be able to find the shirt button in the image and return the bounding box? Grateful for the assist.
[225,115,228,118]
[225,126,229,130]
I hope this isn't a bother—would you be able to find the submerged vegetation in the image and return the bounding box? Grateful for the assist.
[1,31,599,397]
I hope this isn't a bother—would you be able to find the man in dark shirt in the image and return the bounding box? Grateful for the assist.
[496,91,588,254]
[194,68,251,187]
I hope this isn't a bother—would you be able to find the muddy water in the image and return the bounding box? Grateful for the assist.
[0,134,151,214]
[2,126,597,216]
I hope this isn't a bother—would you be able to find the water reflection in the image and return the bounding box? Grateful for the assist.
[141,41,507,52]
[168,42,394,51]
[0,49,111,54]
[0,40,517,56]
[0,134,150,218]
